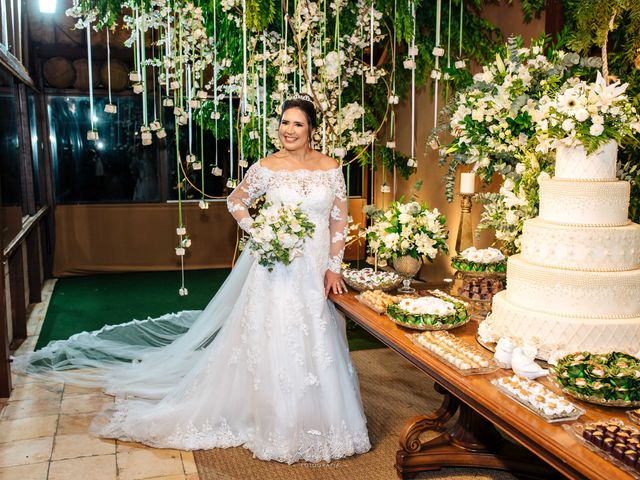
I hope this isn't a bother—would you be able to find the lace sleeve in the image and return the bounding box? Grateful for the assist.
[327,168,348,273]
[226,163,269,232]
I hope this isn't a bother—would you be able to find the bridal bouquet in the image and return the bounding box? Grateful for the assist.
[365,200,448,264]
[249,202,315,271]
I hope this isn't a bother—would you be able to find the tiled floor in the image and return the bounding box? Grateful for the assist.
[0,280,200,480]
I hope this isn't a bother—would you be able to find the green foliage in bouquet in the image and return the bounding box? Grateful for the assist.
[553,352,640,403]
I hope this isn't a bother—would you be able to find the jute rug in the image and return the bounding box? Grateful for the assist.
[194,348,519,480]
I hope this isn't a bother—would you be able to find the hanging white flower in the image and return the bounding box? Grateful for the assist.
[324,51,342,80]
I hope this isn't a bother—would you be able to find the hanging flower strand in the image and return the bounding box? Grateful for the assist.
[104,26,117,114]
[86,22,98,141]
[431,0,443,130]
[403,0,417,168]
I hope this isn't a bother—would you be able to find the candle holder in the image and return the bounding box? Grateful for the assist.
[455,193,474,254]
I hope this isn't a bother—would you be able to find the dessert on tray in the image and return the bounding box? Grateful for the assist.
[552,352,640,406]
[409,331,495,374]
[386,290,469,330]
[356,290,402,314]
[629,408,640,426]
[492,374,584,422]
[567,419,640,477]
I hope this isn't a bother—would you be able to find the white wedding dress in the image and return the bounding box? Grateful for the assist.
[13,161,371,463]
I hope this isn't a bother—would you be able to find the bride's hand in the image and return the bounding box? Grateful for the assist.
[324,270,347,297]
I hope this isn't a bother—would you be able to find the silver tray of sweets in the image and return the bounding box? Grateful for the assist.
[564,419,640,479]
[492,376,585,423]
[407,332,497,376]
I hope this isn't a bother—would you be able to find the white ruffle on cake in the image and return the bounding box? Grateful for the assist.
[479,141,640,360]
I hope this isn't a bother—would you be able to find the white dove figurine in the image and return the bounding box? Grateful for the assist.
[493,337,514,369]
[511,346,549,379]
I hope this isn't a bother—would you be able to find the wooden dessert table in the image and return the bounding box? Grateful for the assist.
[330,290,635,480]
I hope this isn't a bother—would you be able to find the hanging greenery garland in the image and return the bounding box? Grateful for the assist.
[65,0,539,291]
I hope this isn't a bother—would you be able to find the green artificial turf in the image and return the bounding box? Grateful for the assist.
[36,269,384,352]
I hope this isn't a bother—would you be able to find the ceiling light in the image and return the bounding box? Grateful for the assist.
[39,0,56,14]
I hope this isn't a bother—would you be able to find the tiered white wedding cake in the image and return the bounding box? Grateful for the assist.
[479,142,640,360]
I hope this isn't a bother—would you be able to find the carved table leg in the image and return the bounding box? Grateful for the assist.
[396,383,562,480]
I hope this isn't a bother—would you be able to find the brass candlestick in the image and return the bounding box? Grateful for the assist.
[455,193,474,254]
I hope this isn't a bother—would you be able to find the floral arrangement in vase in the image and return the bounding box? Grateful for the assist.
[365,200,449,265]
[365,199,448,293]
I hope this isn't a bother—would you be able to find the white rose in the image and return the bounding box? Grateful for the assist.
[515,163,526,175]
[482,70,494,83]
[574,108,589,122]
[503,178,515,192]
[561,119,575,132]
[589,123,604,136]
[471,109,484,122]
[398,213,413,225]
[384,232,400,248]
[505,210,518,225]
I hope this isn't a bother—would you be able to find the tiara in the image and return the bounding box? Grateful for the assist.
[288,93,313,102]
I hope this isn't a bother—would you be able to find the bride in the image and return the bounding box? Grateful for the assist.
[13,95,371,464]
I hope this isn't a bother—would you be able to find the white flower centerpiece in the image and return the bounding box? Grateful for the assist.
[365,199,449,293]
[451,246,506,273]
[386,290,469,330]
[248,202,315,271]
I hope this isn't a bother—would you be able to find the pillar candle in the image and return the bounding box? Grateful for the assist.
[460,172,475,194]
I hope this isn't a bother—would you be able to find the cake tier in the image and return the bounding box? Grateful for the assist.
[555,141,617,181]
[539,179,630,226]
[505,255,640,317]
[480,292,640,360]
[520,218,640,272]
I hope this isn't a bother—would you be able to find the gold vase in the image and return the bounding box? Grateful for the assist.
[393,255,422,293]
